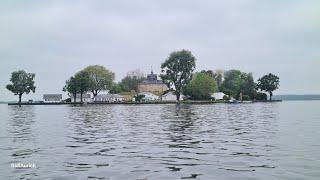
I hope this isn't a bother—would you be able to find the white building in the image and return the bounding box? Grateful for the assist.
[211,92,227,100]
[43,94,62,103]
[138,92,160,101]
[93,94,124,102]
[161,92,184,101]
[71,94,92,103]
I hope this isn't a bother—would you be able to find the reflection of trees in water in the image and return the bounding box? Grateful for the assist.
[64,105,122,172]
[67,105,117,143]
[161,104,200,148]
[168,105,195,132]
[8,106,36,143]
[8,106,39,179]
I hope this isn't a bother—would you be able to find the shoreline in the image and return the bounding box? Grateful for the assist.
[7,100,282,106]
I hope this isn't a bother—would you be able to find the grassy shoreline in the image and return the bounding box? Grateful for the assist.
[7,100,282,106]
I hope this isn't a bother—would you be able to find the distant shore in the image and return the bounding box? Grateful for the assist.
[7,100,282,106]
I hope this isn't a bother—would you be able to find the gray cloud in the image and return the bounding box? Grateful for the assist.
[1,0,320,101]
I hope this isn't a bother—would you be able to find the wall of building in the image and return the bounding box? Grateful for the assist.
[137,84,168,96]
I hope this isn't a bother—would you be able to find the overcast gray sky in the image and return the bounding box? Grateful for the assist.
[1,0,319,101]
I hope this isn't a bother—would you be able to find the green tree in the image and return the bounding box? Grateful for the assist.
[109,83,122,94]
[119,76,145,92]
[220,70,257,100]
[63,76,79,103]
[6,70,36,104]
[255,92,268,101]
[134,94,145,102]
[201,70,224,90]
[184,72,218,100]
[257,73,280,101]
[82,65,115,97]
[74,70,91,103]
[160,50,196,101]
[220,70,243,98]
[240,73,256,100]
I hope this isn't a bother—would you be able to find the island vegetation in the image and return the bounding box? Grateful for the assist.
[184,72,218,100]
[160,50,196,101]
[82,65,115,97]
[6,70,36,105]
[5,49,280,104]
[257,73,280,101]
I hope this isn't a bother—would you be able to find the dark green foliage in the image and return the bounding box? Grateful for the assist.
[82,65,115,97]
[220,70,243,99]
[63,70,91,103]
[63,76,79,102]
[201,70,224,89]
[184,73,218,100]
[161,50,196,101]
[220,70,256,100]
[242,95,250,101]
[109,83,122,94]
[223,95,230,101]
[255,92,268,101]
[134,94,145,102]
[119,76,145,92]
[6,70,36,104]
[257,73,280,101]
[240,73,256,100]
[74,71,91,102]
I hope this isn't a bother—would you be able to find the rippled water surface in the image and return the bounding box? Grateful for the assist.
[0,101,320,179]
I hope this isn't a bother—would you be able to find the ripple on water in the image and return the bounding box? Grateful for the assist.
[1,102,320,179]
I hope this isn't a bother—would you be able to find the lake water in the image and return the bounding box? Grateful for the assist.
[0,101,319,179]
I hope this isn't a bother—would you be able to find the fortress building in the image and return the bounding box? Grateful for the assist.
[137,71,168,96]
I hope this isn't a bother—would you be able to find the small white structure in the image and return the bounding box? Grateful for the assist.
[93,94,124,102]
[71,94,92,103]
[43,94,62,103]
[139,92,159,101]
[112,94,124,102]
[161,92,184,101]
[211,92,227,100]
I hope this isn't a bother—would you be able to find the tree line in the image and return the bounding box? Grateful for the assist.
[6,49,280,104]
[160,50,280,101]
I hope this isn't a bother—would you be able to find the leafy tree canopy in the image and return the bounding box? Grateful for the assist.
[184,72,218,100]
[220,70,243,98]
[201,69,224,89]
[240,73,256,100]
[257,73,280,100]
[75,70,91,95]
[160,49,196,101]
[63,76,79,102]
[109,83,123,94]
[119,76,145,92]
[82,65,115,97]
[220,70,256,100]
[6,70,36,103]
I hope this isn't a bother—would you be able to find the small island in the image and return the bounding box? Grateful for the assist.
[6,50,280,106]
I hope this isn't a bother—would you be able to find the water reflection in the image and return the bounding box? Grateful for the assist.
[7,106,39,179]
[8,106,37,156]
[2,102,318,179]
[62,104,281,179]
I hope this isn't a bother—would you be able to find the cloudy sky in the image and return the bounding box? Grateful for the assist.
[0,0,319,101]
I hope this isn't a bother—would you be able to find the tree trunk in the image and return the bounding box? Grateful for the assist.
[80,92,83,103]
[269,92,272,101]
[18,94,22,106]
[73,93,77,103]
[176,92,180,102]
[92,90,98,97]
